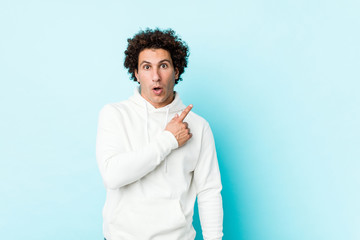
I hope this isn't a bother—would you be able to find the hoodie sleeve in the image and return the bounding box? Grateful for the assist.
[96,104,178,189]
[194,122,224,240]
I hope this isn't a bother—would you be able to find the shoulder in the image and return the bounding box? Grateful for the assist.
[186,111,216,146]
[97,100,138,126]
[99,99,134,116]
[186,111,211,131]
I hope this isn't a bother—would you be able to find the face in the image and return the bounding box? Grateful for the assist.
[135,48,179,108]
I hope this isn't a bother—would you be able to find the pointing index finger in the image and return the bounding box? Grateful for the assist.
[178,104,193,122]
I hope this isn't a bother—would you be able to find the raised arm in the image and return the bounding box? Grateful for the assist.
[96,104,193,190]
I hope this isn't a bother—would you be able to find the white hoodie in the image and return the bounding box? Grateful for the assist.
[96,87,223,240]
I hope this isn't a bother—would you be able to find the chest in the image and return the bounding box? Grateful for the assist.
[119,110,202,173]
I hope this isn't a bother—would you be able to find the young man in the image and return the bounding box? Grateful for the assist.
[96,28,223,240]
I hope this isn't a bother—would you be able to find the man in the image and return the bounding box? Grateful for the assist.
[96,28,223,240]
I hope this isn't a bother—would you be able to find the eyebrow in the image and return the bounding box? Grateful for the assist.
[139,59,172,66]
[159,59,172,64]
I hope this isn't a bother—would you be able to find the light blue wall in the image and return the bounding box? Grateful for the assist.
[1,0,359,239]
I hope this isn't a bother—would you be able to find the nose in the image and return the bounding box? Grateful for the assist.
[152,68,160,82]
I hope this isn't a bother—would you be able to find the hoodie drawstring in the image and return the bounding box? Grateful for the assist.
[163,107,170,173]
[144,102,149,143]
[143,101,170,173]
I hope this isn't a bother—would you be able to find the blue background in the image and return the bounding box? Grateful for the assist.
[1,0,359,239]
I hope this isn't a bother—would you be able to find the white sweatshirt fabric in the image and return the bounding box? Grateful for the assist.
[96,87,223,240]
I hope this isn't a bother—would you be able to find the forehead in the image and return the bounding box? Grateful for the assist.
[138,48,172,63]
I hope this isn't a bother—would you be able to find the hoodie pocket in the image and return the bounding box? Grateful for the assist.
[110,198,187,239]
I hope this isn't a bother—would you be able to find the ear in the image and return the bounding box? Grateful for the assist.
[134,69,139,83]
[175,68,179,80]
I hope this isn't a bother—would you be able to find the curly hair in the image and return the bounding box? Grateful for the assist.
[124,28,189,85]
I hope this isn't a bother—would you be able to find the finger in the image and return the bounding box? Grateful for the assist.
[183,122,188,129]
[178,104,193,122]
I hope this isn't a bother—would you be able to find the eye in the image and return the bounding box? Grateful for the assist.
[143,65,150,70]
[160,63,168,69]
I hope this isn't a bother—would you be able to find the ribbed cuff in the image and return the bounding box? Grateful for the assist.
[154,131,178,164]
[163,130,179,149]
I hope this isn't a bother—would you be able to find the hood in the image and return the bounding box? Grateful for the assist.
[129,86,185,114]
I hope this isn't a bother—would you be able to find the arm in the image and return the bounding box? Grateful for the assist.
[96,104,178,189]
[96,104,193,190]
[194,123,223,240]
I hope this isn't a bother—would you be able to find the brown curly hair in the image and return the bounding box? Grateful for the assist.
[124,28,189,85]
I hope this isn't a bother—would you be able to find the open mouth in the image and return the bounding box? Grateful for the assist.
[152,87,163,95]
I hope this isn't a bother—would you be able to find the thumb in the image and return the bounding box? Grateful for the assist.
[173,113,179,119]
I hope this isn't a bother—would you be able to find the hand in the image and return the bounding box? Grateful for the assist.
[165,104,193,147]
